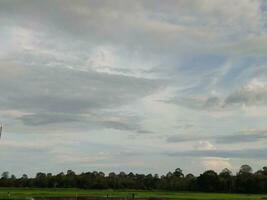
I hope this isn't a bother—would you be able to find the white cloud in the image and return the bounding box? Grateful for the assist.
[1,0,267,175]
[201,157,232,172]
[225,79,267,107]
[195,141,216,150]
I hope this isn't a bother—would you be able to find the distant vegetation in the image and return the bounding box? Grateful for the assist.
[0,165,267,194]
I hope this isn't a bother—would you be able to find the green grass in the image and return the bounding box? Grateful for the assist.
[0,188,266,200]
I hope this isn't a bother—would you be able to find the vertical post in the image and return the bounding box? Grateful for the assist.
[0,124,2,140]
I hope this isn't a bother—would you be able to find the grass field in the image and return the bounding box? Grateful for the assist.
[0,188,266,200]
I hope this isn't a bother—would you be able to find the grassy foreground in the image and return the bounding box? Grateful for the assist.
[0,188,266,200]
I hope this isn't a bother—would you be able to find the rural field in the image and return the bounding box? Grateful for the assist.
[1,1,267,200]
[0,188,266,200]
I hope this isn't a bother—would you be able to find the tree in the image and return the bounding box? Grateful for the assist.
[1,171,9,179]
[66,170,76,187]
[67,170,76,176]
[262,166,267,176]
[185,173,195,179]
[219,168,232,177]
[35,172,47,187]
[236,165,254,193]
[184,174,196,191]
[173,168,184,178]
[239,164,253,175]
[166,172,173,178]
[197,170,219,192]
[0,165,266,193]
[22,174,28,179]
[219,168,233,192]
[19,174,29,187]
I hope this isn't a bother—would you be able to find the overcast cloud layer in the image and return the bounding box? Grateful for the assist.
[1,0,267,176]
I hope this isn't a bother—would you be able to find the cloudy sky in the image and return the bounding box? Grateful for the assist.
[1,0,267,176]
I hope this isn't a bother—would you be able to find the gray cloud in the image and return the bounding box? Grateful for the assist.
[167,129,267,144]
[225,82,267,106]
[18,113,83,126]
[216,129,267,144]
[165,147,267,160]
[0,0,264,56]
[167,79,267,110]
[0,64,161,132]
[2,66,159,111]
[166,96,222,110]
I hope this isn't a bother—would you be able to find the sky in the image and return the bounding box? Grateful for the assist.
[1,0,267,177]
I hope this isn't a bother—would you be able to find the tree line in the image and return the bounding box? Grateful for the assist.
[0,165,267,193]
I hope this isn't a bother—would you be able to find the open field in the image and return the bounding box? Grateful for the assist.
[0,188,266,200]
